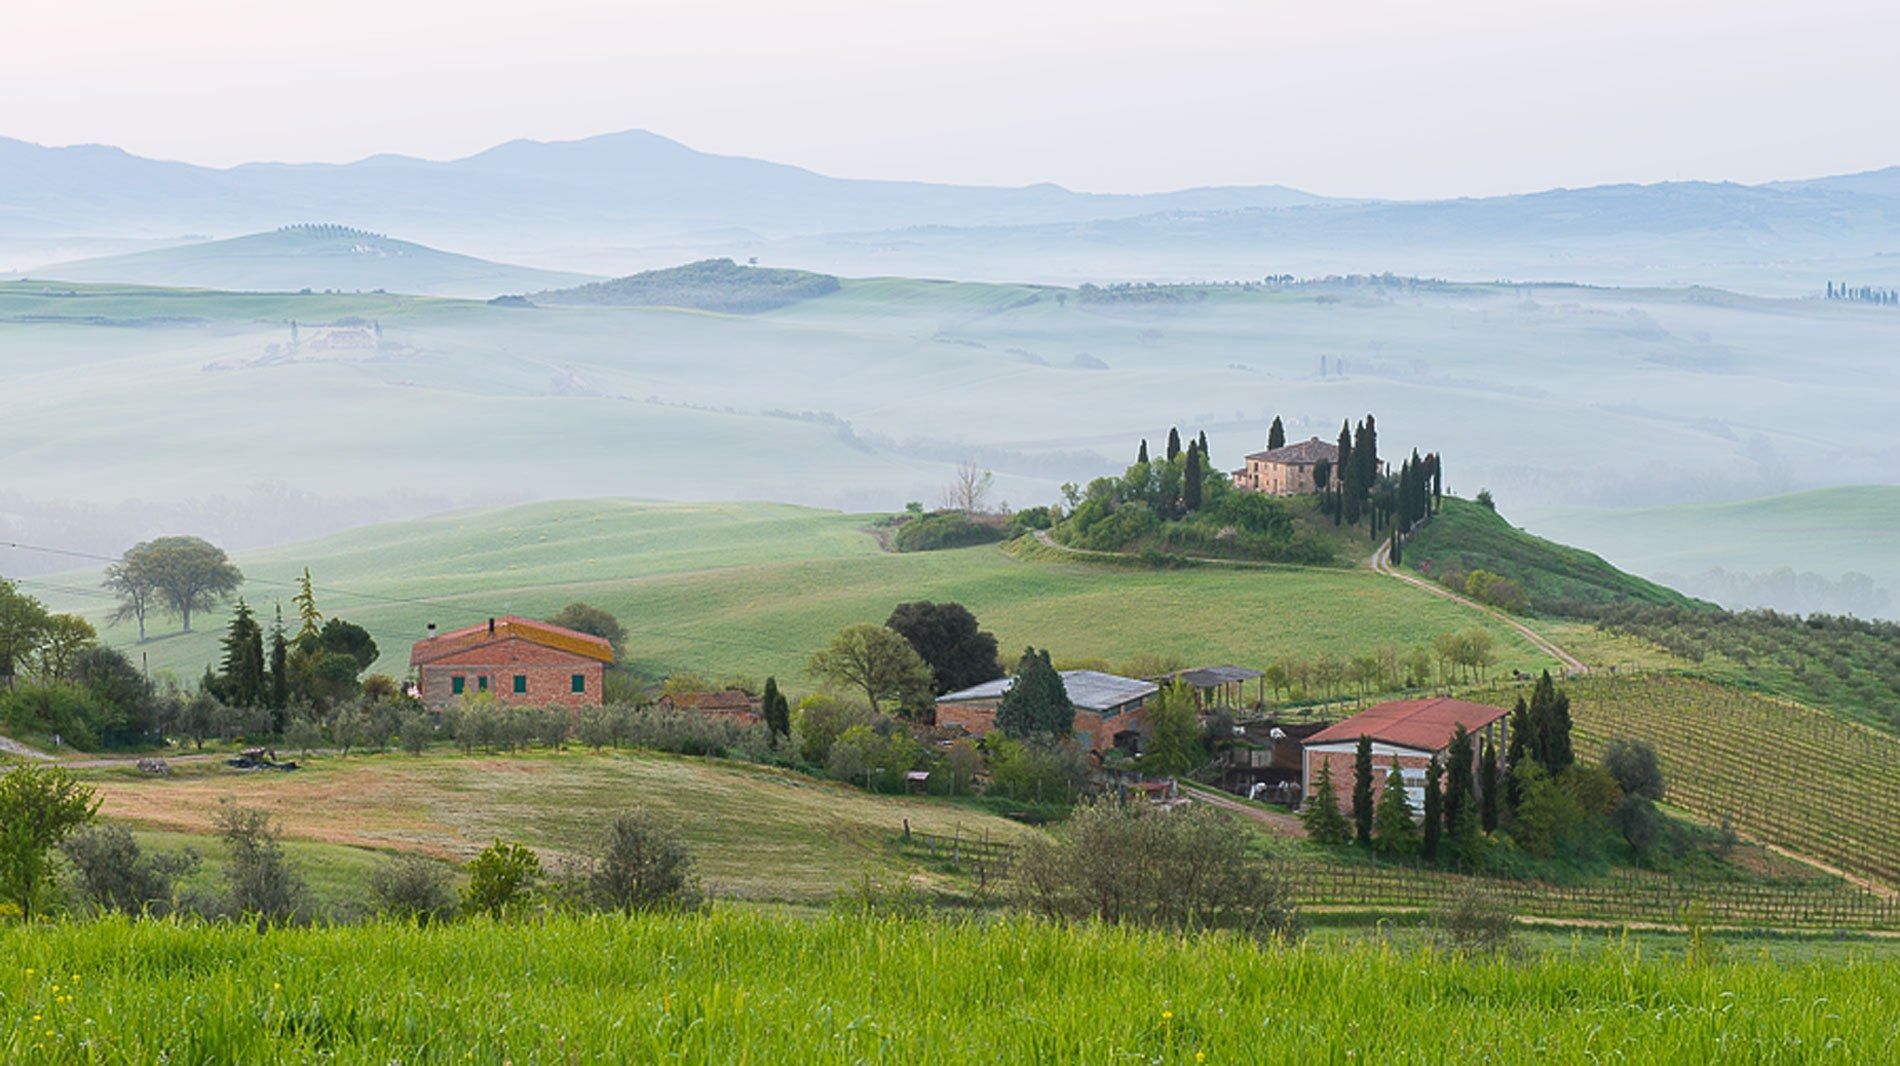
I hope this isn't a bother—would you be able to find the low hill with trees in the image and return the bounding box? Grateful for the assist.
[533,258,841,312]
[1404,497,1703,616]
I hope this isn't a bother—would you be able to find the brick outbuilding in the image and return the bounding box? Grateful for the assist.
[935,670,1158,753]
[1300,698,1508,814]
[409,616,615,711]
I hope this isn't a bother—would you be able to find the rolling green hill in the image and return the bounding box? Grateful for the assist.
[1521,487,1900,618]
[1402,497,1703,615]
[534,258,841,311]
[19,225,595,298]
[33,499,1554,686]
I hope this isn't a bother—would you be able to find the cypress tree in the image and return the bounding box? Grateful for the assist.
[1267,416,1286,450]
[1372,761,1418,856]
[1301,761,1353,845]
[1478,739,1500,832]
[1444,723,1474,842]
[267,605,290,724]
[1351,735,1375,845]
[218,599,266,709]
[762,676,791,738]
[1421,755,1443,862]
[1166,427,1182,462]
[1505,696,1531,810]
[1137,439,1149,465]
[1183,441,1204,511]
[1197,429,1209,460]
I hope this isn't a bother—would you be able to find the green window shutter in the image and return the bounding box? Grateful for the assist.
[477,676,488,692]
[513,675,528,695]
[451,675,465,695]
[571,673,586,694]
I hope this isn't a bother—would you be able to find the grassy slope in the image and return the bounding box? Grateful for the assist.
[7,914,1898,1061]
[39,499,1555,684]
[1403,497,1701,614]
[83,749,1034,904]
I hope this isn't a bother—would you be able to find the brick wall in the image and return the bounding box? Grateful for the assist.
[417,637,605,711]
[935,698,1147,753]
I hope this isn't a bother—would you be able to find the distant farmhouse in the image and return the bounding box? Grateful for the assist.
[657,689,763,724]
[409,616,614,711]
[1231,436,1339,495]
[1300,698,1508,812]
[936,669,1158,753]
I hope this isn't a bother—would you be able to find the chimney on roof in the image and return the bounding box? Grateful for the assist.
[426,623,437,639]
[488,617,496,635]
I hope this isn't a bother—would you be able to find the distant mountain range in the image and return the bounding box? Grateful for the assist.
[11,224,594,298]
[4,129,1899,292]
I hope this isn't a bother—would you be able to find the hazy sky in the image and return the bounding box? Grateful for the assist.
[5,0,1897,198]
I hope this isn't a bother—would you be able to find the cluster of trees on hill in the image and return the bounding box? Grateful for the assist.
[1050,427,1331,564]
[1310,414,1443,550]
[1305,674,1694,872]
[534,258,841,312]
[0,579,171,749]
[1825,281,1898,305]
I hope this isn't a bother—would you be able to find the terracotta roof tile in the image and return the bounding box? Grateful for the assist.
[1304,698,1507,752]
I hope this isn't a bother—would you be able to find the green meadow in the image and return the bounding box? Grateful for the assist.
[5,912,1896,1062]
[38,499,1553,685]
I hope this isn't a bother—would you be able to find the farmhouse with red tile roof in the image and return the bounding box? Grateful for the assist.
[409,616,614,711]
[1301,698,1509,814]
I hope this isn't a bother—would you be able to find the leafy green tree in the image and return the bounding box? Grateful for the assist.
[102,554,159,642]
[125,536,243,634]
[884,601,1003,695]
[1267,416,1286,450]
[216,600,267,708]
[806,623,935,718]
[1602,738,1665,801]
[1351,735,1375,845]
[760,676,791,738]
[1141,679,1201,775]
[464,839,542,918]
[61,824,199,917]
[1301,761,1353,845]
[31,613,97,681]
[994,647,1074,740]
[1372,761,1418,856]
[0,579,51,688]
[368,854,458,924]
[1509,761,1584,859]
[1421,755,1443,861]
[546,602,627,656]
[0,765,99,920]
[581,810,700,913]
[215,800,307,922]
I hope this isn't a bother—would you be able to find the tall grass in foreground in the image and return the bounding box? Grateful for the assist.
[5,911,1894,1062]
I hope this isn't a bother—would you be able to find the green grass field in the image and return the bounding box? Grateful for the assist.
[41,499,1556,687]
[6,912,1896,1062]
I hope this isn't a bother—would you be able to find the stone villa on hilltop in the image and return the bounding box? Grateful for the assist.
[409,616,615,711]
[1232,436,1340,496]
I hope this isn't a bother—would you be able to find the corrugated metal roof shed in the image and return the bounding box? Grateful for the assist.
[937,669,1157,712]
